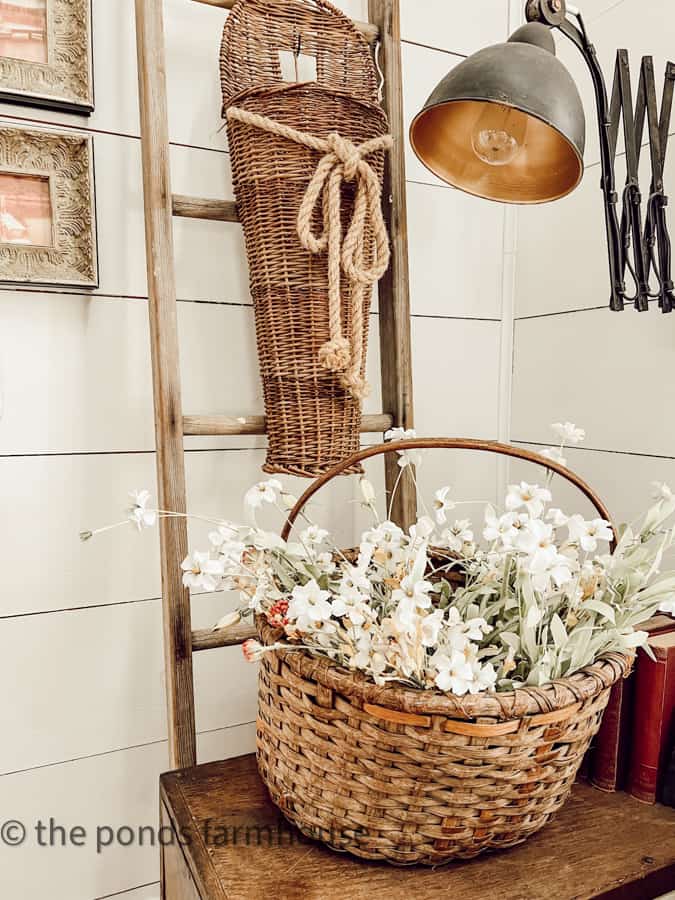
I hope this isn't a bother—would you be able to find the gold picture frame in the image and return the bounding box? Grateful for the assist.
[0,124,98,287]
[0,0,93,114]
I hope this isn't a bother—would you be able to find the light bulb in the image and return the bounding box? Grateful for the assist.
[471,104,527,167]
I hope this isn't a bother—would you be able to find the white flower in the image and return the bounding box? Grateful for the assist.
[652,482,673,501]
[181,551,225,592]
[386,427,423,468]
[658,598,675,615]
[547,508,569,527]
[441,519,474,553]
[505,482,552,518]
[244,479,282,510]
[300,524,329,546]
[516,518,555,556]
[433,486,455,525]
[331,594,370,626]
[551,421,585,444]
[251,529,285,551]
[128,489,157,531]
[483,506,518,547]
[472,661,497,693]
[420,608,445,647]
[208,523,239,548]
[431,649,476,695]
[363,520,404,549]
[393,546,434,611]
[409,516,435,545]
[567,514,613,552]
[338,566,371,599]
[287,579,333,631]
[464,616,489,641]
[540,446,567,467]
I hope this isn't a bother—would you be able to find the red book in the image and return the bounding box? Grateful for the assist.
[590,615,675,792]
[628,630,675,803]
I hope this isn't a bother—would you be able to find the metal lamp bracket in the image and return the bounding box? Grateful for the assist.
[526,0,567,27]
[525,0,675,312]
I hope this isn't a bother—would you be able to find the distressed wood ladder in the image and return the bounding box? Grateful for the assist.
[134,0,414,769]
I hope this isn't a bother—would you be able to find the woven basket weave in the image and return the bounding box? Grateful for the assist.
[225,82,388,475]
[255,439,632,865]
[220,0,379,109]
[221,0,388,477]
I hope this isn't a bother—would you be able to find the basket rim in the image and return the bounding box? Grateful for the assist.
[257,616,632,721]
[225,81,389,126]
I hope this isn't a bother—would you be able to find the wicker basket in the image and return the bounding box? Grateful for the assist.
[220,0,379,110]
[225,82,389,476]
[221,0,389,477]
[255,438,632,865]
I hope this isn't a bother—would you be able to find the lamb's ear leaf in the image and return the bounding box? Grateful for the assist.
[550,613,568,649]
[583,598,616,624]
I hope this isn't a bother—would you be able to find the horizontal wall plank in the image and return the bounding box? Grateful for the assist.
[400,0,508,55]
[407,180,504,319]
[0,593,257,775]
[0,297,383,455]
[0,724,255,900]
[514,163,608,319]
[0,447,388,617]
[511,310,675,458]
[412,316,502,439]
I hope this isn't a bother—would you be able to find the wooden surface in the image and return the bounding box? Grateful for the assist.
[172,194,239,222]
[368,0,416,531]
[161,753,675,900]
[135,0,196,769]
[192,622,256,652]
[183,412,394,437]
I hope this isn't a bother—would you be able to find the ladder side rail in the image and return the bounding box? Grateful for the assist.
[135,0,197,769]
[368,0,416,531]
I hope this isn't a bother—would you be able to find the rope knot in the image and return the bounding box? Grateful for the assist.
[327,132,361,181]
[226,105,393,402]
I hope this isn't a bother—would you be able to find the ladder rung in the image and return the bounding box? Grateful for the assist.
[183,412,394,436]
[172,194,239,222]
[192,622,257,652]
[191,0,380,43]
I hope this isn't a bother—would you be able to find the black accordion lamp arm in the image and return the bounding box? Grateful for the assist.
[527,0,675,312]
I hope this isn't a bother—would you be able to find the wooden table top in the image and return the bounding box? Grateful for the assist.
[160,753,675,900]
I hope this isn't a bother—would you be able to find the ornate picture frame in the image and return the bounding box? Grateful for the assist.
[0,124,98,287]
[0,0,94,114]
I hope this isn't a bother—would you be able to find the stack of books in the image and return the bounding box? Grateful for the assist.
[589,614,675,804]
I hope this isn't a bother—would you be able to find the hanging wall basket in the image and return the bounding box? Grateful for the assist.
[221,0,391,476]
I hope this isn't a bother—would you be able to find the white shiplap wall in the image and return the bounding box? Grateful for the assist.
[0,2,512,897]
[510,0,675,527]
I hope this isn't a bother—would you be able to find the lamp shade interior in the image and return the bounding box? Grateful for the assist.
[410,98,584,203]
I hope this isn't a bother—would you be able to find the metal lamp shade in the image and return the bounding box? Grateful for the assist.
[409,25,586,203]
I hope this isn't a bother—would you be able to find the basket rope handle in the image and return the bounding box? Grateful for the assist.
[281,438,616,544]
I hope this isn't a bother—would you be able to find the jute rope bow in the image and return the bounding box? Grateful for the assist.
[227,106,393,400]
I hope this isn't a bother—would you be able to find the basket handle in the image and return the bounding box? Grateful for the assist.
[281,438,616,543]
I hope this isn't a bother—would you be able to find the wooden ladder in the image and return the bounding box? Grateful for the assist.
[134,0,414,770]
